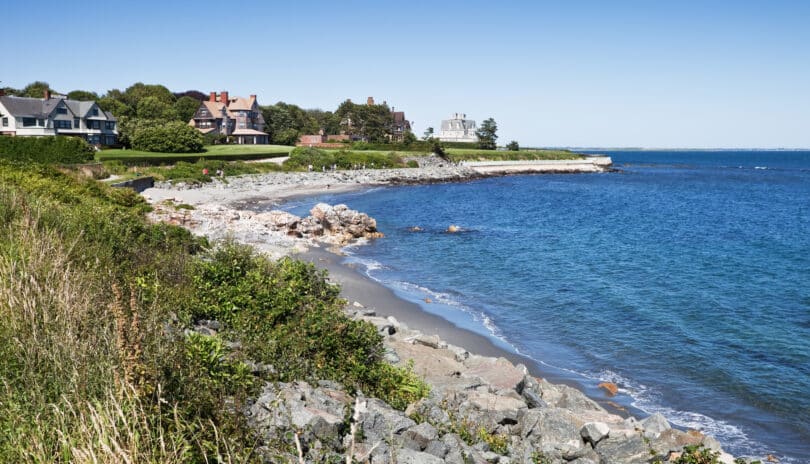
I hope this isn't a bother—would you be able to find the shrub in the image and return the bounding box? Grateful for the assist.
[406,160,419,168]
[131,121,204,153]
[506,140,520,151]
[0,136,94,163]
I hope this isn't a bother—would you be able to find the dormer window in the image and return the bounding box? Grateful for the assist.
[56,107,67,115]
[91,108,99,116]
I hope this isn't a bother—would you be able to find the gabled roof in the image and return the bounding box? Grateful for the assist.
[227,96,256,111]
[232,128,268,135]
[0,95,52,118]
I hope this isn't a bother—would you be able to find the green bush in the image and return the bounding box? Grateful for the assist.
[406,160,419,168]
[0,136,94,163]
[131,121,204,153]
[284,147,405,171]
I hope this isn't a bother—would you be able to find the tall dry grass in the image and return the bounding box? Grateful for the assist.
[0,190,238,463]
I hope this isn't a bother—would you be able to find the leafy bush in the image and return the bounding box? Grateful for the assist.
[131,121,204,153]
[187,244,428,408]
[672,445,721,464]
[406,160,419,168]
[0,135,94,163]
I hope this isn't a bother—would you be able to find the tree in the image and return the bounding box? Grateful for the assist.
[174,96,201,122]
[173,90,207,101]
[136,96,179,120]
[122,82,175,108]
[67,90,99,101]
[402,130,417,145]
[476,117,498,150]
[130,121,204,153]
[423,127,434,141]
[335,99,393,143]
[20,81,52,98]
[262,102,319,145]
[506,140,519,151]
[98,97,133,118]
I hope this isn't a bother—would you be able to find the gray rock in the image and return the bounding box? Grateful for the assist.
[580,421,610,446]
[402,422,439,451]
[517,408,582,451]
[595,434,651,464]
[424,439,449,459]
[703,435,723,451]
[640,412,671,438]
[357,398,416,444]
[392,448,445,464]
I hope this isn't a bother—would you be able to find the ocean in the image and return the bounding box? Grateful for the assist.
[279,150,810,462]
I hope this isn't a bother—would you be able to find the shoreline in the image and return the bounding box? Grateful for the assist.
[296,246,636,418]
[139,161,748,462]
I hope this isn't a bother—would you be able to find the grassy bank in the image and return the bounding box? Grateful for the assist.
[97,144,293,163]
[444,148,584,162]
[0,161,427,462]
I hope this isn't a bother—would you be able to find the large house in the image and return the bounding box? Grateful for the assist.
[0,90,118,146]
[438,112,477,143]
[188,91,268,144]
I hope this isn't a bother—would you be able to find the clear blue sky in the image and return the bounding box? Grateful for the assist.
[4,0,809,148]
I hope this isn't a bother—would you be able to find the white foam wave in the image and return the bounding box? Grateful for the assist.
[590,369,783,461]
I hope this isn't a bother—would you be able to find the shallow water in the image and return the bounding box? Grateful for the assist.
[279,150,810,462]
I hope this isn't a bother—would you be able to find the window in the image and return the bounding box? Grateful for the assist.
[55,120,72,129]
[104,135,117,145]
[23,118,36,127]
[88,120,101,130]
[91,108,99,116]
[56,107,68,115]
[200,109,208,116]
[74,118,80,128]
[2,117,7,127]
[37,119,45,126]
[105,121,115,130]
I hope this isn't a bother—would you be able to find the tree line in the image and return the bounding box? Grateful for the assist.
[3,81,513,151]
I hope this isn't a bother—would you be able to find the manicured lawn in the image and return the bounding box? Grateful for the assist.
[96,144,293,162]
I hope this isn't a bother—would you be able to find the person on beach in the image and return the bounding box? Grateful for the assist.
[202,168,209,176]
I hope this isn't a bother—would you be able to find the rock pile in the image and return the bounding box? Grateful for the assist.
[242,305,742,464]
[148,201,383,257]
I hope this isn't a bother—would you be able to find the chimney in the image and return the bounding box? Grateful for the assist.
[367,96,374,106]
[209,92,216,102]
[221,91,229,105]
[44,89,51,100]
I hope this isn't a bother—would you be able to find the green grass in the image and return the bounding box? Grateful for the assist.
[444,148,584,162]
[96,144,294,163]
[0,161,429,462]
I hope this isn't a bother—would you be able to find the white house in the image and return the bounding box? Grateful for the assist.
[438,112,477,143]
[0,90,118,146]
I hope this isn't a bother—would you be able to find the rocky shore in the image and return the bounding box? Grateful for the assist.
[141,162,757,463]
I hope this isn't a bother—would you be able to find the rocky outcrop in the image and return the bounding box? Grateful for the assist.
[148,201,383,258]
[242,305,742,463]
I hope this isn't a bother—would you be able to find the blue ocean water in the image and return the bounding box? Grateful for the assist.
[281,151,810,461]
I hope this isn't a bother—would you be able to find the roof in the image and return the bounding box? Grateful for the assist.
[0,95,52,118]
[392,111,406,123]
[227,96,256,111]
[232,128,268,136]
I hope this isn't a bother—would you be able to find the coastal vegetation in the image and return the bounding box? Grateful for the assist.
[0,160,428,461]
[445,147,583,162]
[0,135,94,163]
[283,146,407,171]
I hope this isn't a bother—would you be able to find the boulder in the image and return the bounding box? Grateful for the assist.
[402,422,438,451]
[355,397,416,444]
[392,448,445,464]
[595,434,651,464]
[463,356,526,392]
[580,421,610,446]
[640,412,671,439]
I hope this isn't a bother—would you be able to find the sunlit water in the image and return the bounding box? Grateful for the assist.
[274,151,810,461]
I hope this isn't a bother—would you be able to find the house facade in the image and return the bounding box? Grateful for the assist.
[188,91,269,144]
[0,90,118,146]
[438,113,477,143]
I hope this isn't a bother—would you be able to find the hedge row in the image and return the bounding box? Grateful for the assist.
[0,136,94,164]
[350,140,480,152]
